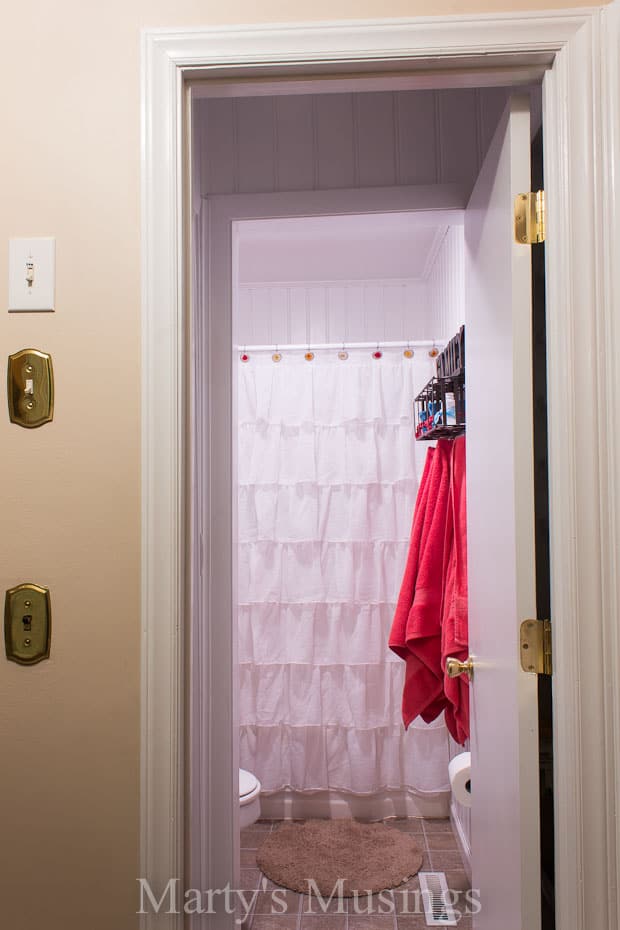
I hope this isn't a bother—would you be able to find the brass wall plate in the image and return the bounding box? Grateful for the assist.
[5,583,51,666]
[7,348,54,428]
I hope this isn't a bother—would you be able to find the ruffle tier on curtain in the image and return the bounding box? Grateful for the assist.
[238,347,450,797]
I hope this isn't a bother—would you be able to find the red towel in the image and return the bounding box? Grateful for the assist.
[389,440,452,728]
[441,436,470,744]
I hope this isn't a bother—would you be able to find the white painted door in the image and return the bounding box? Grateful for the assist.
[465,95,540,930]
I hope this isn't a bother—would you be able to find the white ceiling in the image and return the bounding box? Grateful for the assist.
[236,210,464,284]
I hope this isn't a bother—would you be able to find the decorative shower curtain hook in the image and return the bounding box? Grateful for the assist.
[305,345,315,361]
[428,343,439,359]
[272,345,282,363]
[338,341,348,361]
[404,342,414,359]
[240,346,250,363]
[373,343,383,360]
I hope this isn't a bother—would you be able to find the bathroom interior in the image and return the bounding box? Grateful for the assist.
[233,211,470,928]
[192,79,546,928]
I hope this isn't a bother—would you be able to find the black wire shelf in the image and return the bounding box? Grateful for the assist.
[414,327,466,442]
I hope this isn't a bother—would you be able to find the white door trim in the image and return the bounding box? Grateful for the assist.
[140,7,620,929]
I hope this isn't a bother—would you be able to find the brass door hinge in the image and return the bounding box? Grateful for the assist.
[520,619,552,676]
[514,190,546,244]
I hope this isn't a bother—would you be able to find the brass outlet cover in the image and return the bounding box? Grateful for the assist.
[8,348,54,428]
[5,583,51,666]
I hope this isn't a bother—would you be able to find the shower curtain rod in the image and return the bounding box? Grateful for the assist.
[234,339,444,352]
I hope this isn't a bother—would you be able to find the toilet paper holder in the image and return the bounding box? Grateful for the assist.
[446,655,474,680]
[449,751,472,808]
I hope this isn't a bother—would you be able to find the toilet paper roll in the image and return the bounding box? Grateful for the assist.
[448,752,472,808]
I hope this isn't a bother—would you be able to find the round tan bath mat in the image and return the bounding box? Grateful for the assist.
[256,819,423,896]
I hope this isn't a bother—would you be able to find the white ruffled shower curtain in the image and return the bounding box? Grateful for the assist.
[238,346,450,797]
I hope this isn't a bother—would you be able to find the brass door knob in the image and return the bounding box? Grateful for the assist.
[446,656,474,681]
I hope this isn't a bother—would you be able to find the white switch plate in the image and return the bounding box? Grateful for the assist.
[8,238,55,311]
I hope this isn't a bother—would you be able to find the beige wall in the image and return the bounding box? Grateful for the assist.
[0,1,605,928]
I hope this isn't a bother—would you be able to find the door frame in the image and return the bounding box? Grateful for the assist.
[140,7,620,929]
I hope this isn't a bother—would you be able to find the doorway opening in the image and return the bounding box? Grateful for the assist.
[190,76,553,930]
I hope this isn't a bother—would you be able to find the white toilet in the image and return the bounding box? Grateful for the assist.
[239,768,261,830]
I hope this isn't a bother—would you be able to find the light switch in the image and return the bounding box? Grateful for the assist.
[8,237,55,311]
[7,348,54,428]
[4,583,51,665]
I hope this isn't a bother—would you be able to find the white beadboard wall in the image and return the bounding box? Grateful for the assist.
[236,278,429,345]
[427,226,465,340]
[235,224,464,346]
[195,87,512,197]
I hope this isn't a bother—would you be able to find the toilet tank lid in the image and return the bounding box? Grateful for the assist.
[239,768,259,798]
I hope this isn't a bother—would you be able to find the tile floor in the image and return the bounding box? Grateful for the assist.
[237,818,473,929]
